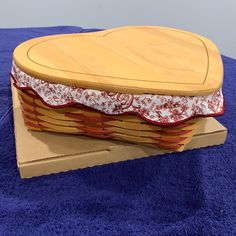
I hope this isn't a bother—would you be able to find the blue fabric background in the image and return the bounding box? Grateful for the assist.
[0,26,235,235]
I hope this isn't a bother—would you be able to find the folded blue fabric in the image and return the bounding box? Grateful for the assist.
[0,26,235,235]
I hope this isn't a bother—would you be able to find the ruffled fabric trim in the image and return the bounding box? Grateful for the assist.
[11,61,224,125]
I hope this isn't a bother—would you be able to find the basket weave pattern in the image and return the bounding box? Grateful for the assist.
[17,88,202,151]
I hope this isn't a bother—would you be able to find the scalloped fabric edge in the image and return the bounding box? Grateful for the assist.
[11,61,224,125]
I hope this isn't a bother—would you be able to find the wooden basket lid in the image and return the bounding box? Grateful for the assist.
[13,26,223,96]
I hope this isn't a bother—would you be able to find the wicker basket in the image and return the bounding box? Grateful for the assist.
[16,88,202,152]
[11,26,224,152]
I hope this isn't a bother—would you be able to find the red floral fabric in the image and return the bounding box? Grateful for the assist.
[11,61,224,125]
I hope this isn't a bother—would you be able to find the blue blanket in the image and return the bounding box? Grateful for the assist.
[0,26,235,235]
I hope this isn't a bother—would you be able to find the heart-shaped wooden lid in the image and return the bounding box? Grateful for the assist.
[13,26,223,96]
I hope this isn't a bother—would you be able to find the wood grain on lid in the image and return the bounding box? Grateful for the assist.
[13,26,223,96]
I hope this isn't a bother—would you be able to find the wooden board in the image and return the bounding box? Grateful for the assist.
[13,26,223,96]
[12,83,227,179]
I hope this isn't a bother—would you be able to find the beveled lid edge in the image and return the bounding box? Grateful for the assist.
[13,26,224,96]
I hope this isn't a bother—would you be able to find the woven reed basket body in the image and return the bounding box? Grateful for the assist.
[12,26,224,152]
[17,88,203,152]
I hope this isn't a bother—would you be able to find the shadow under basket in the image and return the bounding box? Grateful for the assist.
[16,88,203,152]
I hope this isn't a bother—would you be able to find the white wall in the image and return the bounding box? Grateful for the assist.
[0,0,235,58]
